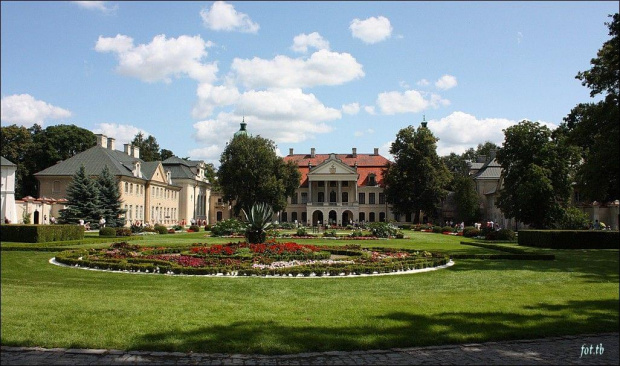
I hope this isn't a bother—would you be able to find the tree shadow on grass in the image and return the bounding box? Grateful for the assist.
[448,249,619,283]
[130,299,618,355]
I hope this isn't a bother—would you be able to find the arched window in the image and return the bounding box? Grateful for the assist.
[217,211,223,221]
[292,212,298,222]
[369,212,376,222]
[359,212,365,222]
[379,212,386,222]
[318,192,324,202]
[282,212,288,222]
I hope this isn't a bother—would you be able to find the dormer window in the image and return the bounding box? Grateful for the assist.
[133,162,141,178]
[368,173,376,186]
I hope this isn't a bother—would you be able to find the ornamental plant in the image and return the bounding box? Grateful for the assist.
[242,202,274,244]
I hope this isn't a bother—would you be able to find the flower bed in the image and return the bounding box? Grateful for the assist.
[53,241,449,277]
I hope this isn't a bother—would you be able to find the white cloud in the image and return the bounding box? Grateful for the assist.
[377,90,450,115]
[187,144,223,165]
[426,112,516,156]
[399,80,410,89]
[364,106,376,115]
[379,140,394,161]
[95,34,218,83]
[1,94,72,127]
[73,1,117,13]
[435,74,458,90]
[367,128,375,134]
[350,16,393,44]
[200,1,259,33]
[342,102,360,115]
[236,88,341,122]
[92,123,150,147]
[192,88,342,163]
[417,79,430,87]
[231,49,364,89]
[192,83,241,119]
[291,32,330,53]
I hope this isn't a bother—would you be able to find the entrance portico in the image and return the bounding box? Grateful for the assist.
[305,154,359,226]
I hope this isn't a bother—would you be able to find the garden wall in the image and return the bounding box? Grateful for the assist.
[518,230,619,249]
[0,224,85,243]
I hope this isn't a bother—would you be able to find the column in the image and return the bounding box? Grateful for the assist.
[337,181,341,203]
[308,180,312,204]
[354,179,358,203]
[324,180,328,204]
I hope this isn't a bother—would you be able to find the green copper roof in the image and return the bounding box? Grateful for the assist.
[234,120,248,137]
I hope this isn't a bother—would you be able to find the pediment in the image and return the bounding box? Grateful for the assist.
[309,153,357,176]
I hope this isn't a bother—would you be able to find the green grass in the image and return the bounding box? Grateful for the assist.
[1,231,618,354]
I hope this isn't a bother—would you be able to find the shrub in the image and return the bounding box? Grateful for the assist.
[367,222,398,238]
[395,231,405,239]
[243,203,274,244]
[486,228,516,241]
[400,224,412,230]
[557,207,590,230]
[204,224,212,231]
[167,229,176,234]
[323,229,337,237]
[295,227,308,237]
[115,227,132,237]
[99,227,116,237]
[210,218,245,236]
[0,224,84,243]
[349,229,363,238]
[518,230,619,249]
[154,225,168,235]
[462,226,481,238]
[143,226,156,233]
[130,223,144,233]
[172,225,183,231]
[432,226,443,233]
[189,225,200,232]
[441,226,454,233]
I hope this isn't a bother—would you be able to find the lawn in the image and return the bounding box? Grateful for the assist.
[1,231,618,354]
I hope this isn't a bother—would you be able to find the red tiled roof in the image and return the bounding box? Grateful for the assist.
[284,153,391,187]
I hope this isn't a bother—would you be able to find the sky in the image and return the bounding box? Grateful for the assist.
[1,1,617,166]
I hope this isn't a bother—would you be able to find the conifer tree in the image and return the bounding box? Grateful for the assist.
[59,166,102,225]
[96,165,126,227]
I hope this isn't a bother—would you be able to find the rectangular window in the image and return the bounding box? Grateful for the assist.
[318,181,324,187]
[342,181,348,187]
[358,192,365,204]
[369,193,376,204]
[53,180,61,193]
[301,192,308,204]
[130,184,133,194]
[125,182,129,193]
[291,193,298,204]
[379,193,385,204]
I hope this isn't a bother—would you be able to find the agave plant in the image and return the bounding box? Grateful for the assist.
[242,202,274,244]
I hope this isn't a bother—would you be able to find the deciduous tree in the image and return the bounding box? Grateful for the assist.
[383,125,451,223]
[562,13,619,202]
[218,134,300,215]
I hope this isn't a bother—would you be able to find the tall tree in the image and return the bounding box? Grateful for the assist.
[496,120,579,228]
[383,125,452,223]
[218,134,300,215]
[562,13,619,202]
[96,166,126,227]
[58,166,103,225]
[131,132,161,161]
[452,174,481,224]
[31,124,96,172]
[0,124,34,198]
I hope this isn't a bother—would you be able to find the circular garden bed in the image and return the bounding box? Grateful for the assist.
[53,241,450,277]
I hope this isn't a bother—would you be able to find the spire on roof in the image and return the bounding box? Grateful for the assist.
[421,115,428,128]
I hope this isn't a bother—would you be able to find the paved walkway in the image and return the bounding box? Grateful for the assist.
[2,333,617,365]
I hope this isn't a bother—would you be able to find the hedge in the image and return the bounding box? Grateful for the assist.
[0,224,84,243]
[518,230,619,249]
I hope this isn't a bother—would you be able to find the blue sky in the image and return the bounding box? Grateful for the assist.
[1,1,617,165]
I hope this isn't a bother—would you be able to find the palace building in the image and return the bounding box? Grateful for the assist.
[281,147,395,226]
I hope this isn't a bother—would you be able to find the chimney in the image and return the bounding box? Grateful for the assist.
[373,147,379,155]
[124,144,132,156]
[489,149,497,161]
[289,148,294,156]
[352,148,357,157]
[95,134,108,148]
[477,155,487,163]
[107,137,115,150]
[311,148,315,158]
[133,146,140,159]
